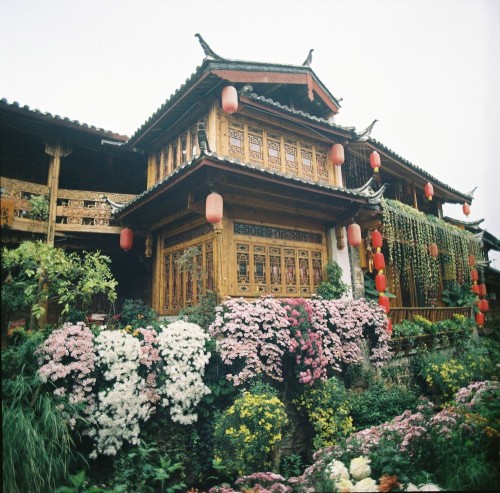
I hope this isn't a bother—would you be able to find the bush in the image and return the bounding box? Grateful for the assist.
[348,382,419,429]
[315,260,349,300]
[295,377,353,449]
[213,382,289,477]
[120,298,159,329]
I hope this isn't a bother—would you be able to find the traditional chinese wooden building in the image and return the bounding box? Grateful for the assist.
[2,36,491,325]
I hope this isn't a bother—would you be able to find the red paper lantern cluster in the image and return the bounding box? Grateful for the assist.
[206,192,223,224]
[222,86,238,114]
[331,143,345,166]
[370,230,390,320]
[469,253,489,327]
[370,151,381,173]
[120,227,133,251]
[347,222,362,247]
[424,182,434,201]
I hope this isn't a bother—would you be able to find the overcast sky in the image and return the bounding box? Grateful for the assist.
[1,0,499,265]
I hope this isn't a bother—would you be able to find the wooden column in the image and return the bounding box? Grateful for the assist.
[45,143,71,246]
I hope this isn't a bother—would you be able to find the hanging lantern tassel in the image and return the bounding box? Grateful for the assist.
[331,143,345,166]
[221,86,238,114]
[206,192,224,224]
[347,222,362,247]
[120,227,134,251]
[424,182,434,201]
[370,151,381,173]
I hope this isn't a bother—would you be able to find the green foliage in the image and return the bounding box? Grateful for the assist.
[213,382,289,477]
[348,382,419,429]
[315,260,349,300]
[28,194,49,221]
[110,440,185,493]
[119,298,158,329]
[180,290,218,330]
[442,281,478,307]
[56,470,126,493]
[1,241,117,326]
[295,377,353,449]
[2,376,80,493]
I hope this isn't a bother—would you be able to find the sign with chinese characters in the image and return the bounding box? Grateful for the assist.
[0,197,15,228]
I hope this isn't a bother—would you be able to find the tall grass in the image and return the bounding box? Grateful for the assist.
[2,375,78,493]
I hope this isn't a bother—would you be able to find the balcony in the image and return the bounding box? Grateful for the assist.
[1,177,137,235]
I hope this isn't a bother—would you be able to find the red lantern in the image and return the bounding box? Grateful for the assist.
[221,86,238,114]
[387,318,393,335]
[479,299,489,313]
[120,228,133,251]
[331,143,345,166]
[478,284,487,297]
[373,251,386,271]
[371,230,383,250]
[347,223,362,247]
[424,183,434,201]
[370,151,381,173]
[206,192,223,224]
[472,283,480,294]
[379,294,390,313]
[429,243,438,257]
[468,255,476,267]
[475,312,485,326]
[470,269,478,282]
[463,203,470,217]
[375,273,387,293]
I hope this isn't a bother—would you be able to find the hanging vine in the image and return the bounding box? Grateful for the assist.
[381,198,483,304]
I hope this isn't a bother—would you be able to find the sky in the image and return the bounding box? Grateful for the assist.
[1,0,499,265]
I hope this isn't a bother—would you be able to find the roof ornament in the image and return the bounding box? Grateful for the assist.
[466,186,478,197]
[197,122,211,153]
[194,33,225,60]
[102,195,127,213]
[302,49,314,66]
[355,119,379,141]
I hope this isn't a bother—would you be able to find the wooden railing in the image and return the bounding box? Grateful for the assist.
[390,306,472,324]
[1,177,137,235]
[56,189,137,234]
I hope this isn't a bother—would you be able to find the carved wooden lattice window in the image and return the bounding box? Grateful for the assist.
[300,142,314,180]
[267,133,282,171]
[284,138,298,174]
[248,126,264,165]
[234,223,324,296]
[316,149,328,183]
[162,237,214,314]
[229,121,245,157]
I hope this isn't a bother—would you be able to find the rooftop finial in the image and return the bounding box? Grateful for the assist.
[302,49,314,66]
[355,119,379,141]
[195,33,224,60]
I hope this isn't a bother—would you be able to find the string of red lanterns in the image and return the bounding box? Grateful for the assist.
[469,253,489,328]
[370,229,391,334]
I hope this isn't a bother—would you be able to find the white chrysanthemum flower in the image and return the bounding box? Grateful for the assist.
[327,459,350,481]
[352,477,377,492]
[405,483,420,492]
[349,456,371,481]
[419,484,441,491]
[334,478,354,492]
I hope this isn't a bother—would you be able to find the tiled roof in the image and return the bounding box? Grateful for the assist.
[115,150,378,216]
[0,98,128,141]
[368,137,472,202]
[241,90,356,136]
[127,57,342,146]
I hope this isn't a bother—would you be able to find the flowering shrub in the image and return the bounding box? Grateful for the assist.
[209,296,392,387]
[295,377,353,449]
[297,381,499,491]
[213,383,289,476]
[37,321,211,458]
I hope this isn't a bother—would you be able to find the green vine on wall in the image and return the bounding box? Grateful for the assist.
[381,198,483,304]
